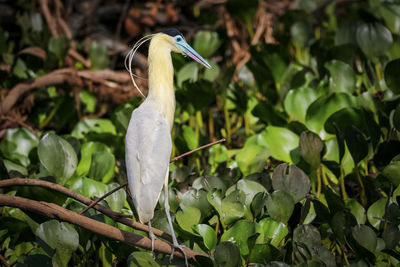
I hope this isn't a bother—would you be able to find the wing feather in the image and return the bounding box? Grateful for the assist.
[125,103,172,223]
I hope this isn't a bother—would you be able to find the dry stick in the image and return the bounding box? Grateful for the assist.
[79,183,128,215]
[0,253,10,267]
[78,138,226,216]
[0,194,206,260]
[170,138,226,162]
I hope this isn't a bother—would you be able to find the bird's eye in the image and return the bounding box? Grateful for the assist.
[176,37,182,42]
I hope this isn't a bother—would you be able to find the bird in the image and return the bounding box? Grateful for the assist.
[124,28,211,264]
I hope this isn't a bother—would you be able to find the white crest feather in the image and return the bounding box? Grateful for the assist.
[125,34,155,99]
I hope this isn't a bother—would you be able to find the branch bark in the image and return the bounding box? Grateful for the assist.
[0,194,206,260]
[0,68,133,115]
[0,178,172,242]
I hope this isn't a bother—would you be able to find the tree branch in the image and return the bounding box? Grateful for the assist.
[170,138,226,162]
[0,194,206,260]
[0,178,172,242]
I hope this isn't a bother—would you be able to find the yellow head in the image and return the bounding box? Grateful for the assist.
[156,28,211,68]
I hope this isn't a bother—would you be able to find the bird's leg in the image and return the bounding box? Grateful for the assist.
[148,221,156,258]
[163,181,188,266]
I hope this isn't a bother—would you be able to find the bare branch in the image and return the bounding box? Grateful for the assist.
[79,182,128,215]
[0,178,172,242]
[0,194,206,260]
[170,138,226,162]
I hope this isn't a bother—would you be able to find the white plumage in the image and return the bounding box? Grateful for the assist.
[125,101,172,223]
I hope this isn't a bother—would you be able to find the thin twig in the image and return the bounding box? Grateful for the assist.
[170,138,226,162]
[79,183,128,215]
[78,138,226,215]
[0,253,10,267]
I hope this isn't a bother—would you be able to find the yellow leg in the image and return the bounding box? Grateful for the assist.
[163,175,188,266]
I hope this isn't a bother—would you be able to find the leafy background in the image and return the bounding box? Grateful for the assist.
[1,0,400,266]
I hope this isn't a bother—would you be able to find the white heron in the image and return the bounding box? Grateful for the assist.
[124,28,210,263]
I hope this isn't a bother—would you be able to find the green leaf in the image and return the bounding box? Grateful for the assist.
[127,252,160,267]
[177,62,198,87]
[176,206,201,234]
[90,41,109,70]
[284,87,318,123]
[330,211,357,245]
[306,92,358,135]
[251,192,268,219]
[87,151,115,183]
[259,126,299,163]
[0,128,39,167]
[204,61,220,81]
[221,190,247,226]
[193,224,217,251]
[324,60,355,93]
[356,23,393,59]
[352,225,377,253]
[220,220,256,256]
[382,161,400,186]
[299,131,324,169]
[344,126,368,164]
[293,224,321,253]
[380,3,400,34]
[193,31,221,58]
[38,133,78,185]
[236,136,270,175]
[105,183,126,212]
[256,217,288,247]
[76,141,110,176]
[271,163,310,203]
[48,35,69,61]
[266,190,295,223]
[13,58,28,79]
[393,105,400,131]
[71,119,116,139]
[345,199,366,224]
[182,125,198,150]
[367,197,387,229]
[226,179,267,207]
[382,224,400,249]
[384,59,400,94]
[207,189,224,216]
[214,242,241,267]
[178,189,212,218]
[80,91,96,113]
[192,175,227,193]
[35,220,78,267]
[291,21,309,48]
[324,107,364,135]
[249,244,280,264]
[69,177,106,198]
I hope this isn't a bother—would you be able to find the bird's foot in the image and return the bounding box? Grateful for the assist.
[170,242,188,266]
[148,222,157,259]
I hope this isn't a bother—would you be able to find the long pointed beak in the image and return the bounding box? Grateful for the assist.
[178,40,211,69]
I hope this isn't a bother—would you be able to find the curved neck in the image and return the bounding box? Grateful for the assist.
[146,34,176,129]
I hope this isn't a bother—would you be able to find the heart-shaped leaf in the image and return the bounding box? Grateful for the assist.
[176,206,201,234]
[220,220,257,256]
[87,151,115,183]
[299,131,324,169]
[214,242,241,267]
[367,197,387,229]
[266,190,295,223]
[105,183,126,212]
[356,22,393,59]
[272,163,310,203]
[38,133,77,185]
[325,60,355,93]
[256,217,288,247]
[193,224,217,251]
[384,59,400,94]
[352,225,377,253]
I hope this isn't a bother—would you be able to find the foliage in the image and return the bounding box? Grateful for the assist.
[1,0,400,266]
